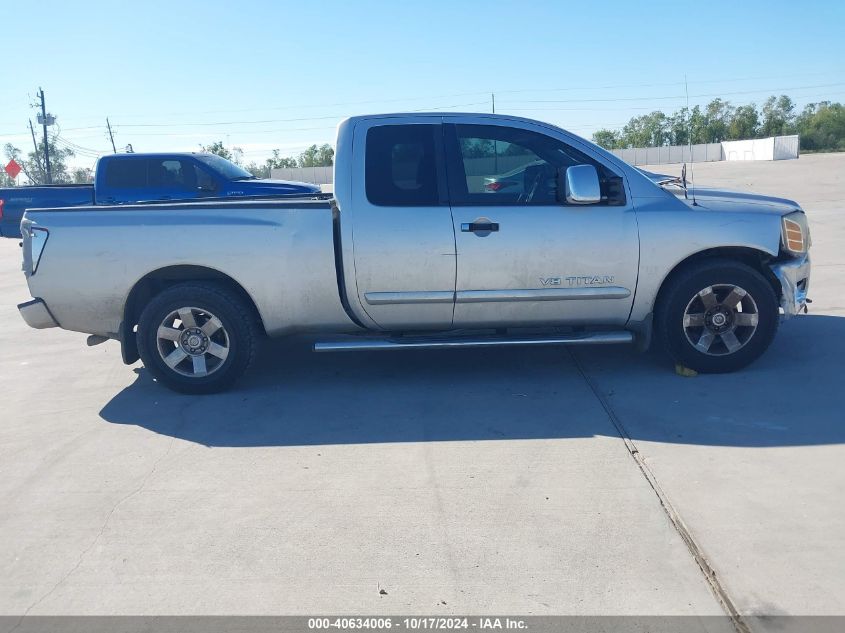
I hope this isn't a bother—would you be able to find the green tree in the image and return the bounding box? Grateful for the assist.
[266,149,298,169]
[244,162,270,178]
[297,143,334,167]
[760,95,795,137]
[72,167,94,183]
[795,102,845,151]
[3,138,74,184]
[200,141,243,164]
[704,99,734,142]
[727,104,760,140]
[591,93,843,152]
[459,138,494,157]
[591,129,620,149]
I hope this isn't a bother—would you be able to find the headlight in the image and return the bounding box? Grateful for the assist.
[781,211,810,256]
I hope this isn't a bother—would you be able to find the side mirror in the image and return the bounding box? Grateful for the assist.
[558,164,601,204]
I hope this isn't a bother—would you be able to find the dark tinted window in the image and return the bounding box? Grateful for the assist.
[104,159,147,189]
[366,125,440,206]
[194,165,217,191]
[447,124,624,206]
[148,159,196,190]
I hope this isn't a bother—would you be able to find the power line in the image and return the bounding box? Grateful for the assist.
[12,70,839,126]
[51,82,845,133]
[2,79,844,138]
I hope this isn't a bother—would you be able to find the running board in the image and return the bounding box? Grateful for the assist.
[314,330,633,352]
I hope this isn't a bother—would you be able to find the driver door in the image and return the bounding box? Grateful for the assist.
[443,118,639,328]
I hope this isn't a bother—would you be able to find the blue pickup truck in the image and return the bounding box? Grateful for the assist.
[0,152,320,238]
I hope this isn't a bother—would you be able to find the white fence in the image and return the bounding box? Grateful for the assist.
[611,135,800,166]
[721,135,800,161]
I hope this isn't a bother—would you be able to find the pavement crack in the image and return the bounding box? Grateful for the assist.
[10,433,178,626]
[567,348,751,633]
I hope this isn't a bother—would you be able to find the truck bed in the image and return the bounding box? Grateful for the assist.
[21,197,355,339]
[1,184,94,238]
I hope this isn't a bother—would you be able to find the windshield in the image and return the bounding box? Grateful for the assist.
[195,154,255,180]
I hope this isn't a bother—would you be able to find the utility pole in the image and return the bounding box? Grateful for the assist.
[106,118,117,153]
[38,88,52,184]
[491,93,496,114]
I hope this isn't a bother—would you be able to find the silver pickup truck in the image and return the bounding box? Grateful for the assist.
[17,113,811,393]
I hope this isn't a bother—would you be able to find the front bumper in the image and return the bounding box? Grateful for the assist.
[770,253,811,318]
[18,298,59,329]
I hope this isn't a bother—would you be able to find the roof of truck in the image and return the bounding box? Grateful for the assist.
[99,152,210,159]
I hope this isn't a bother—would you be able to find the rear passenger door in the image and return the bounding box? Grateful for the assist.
[345,118,456,330]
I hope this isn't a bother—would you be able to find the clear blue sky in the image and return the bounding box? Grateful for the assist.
[2,0,843,170]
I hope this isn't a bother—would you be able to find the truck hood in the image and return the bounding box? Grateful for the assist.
[675,187,801,215]
[233,179,321,195]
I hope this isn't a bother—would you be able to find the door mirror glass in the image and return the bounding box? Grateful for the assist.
[560,164,601,204]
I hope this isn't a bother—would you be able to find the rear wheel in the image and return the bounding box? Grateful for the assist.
[655,260,779,373]
[137,283,257,393]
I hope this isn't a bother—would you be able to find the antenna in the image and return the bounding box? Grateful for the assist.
[685,75,697,206]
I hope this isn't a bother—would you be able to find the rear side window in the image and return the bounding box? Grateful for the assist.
[104,159,147,189]
[365,125,441,206]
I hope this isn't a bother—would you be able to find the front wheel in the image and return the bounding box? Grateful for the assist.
[137,283,258,393]
[655,260,779,373]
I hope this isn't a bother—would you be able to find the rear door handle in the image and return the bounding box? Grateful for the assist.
[461,222,499,233]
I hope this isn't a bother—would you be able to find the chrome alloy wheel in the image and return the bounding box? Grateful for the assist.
[682,284,760,356]
[156,307,230,377]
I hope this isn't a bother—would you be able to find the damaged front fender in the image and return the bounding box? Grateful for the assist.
[770,253,811,318]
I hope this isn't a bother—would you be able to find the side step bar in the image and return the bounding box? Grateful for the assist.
[314,330,633,352]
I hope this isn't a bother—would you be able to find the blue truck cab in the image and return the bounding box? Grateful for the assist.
[0,152,321,237]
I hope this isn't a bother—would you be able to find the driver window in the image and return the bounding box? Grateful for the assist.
[447,124,624,206]
[194,165,217,192]
[148,159,196,190]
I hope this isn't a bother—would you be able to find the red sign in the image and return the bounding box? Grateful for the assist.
[4,159,21,180]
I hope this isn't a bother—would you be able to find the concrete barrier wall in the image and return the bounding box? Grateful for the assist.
[270,166,333,184]
[611,136,799,166]
[773,135,800,160]
[611,143,722,166]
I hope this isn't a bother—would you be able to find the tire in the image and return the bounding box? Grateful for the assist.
[137,282,257,394]
[655,259,779,373]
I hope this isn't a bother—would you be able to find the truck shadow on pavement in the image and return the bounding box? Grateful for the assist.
[99,314,845,448]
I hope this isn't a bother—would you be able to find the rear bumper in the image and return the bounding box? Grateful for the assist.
[770,253,811,318]
[18,298,59,329]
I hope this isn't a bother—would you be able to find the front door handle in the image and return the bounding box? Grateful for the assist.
[461,221,499,233]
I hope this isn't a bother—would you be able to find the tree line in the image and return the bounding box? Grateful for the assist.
[592,95,845,152]
[200,141,334,178]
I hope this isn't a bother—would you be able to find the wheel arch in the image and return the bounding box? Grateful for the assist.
[119,265,265,365]
[652,246,781,318]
